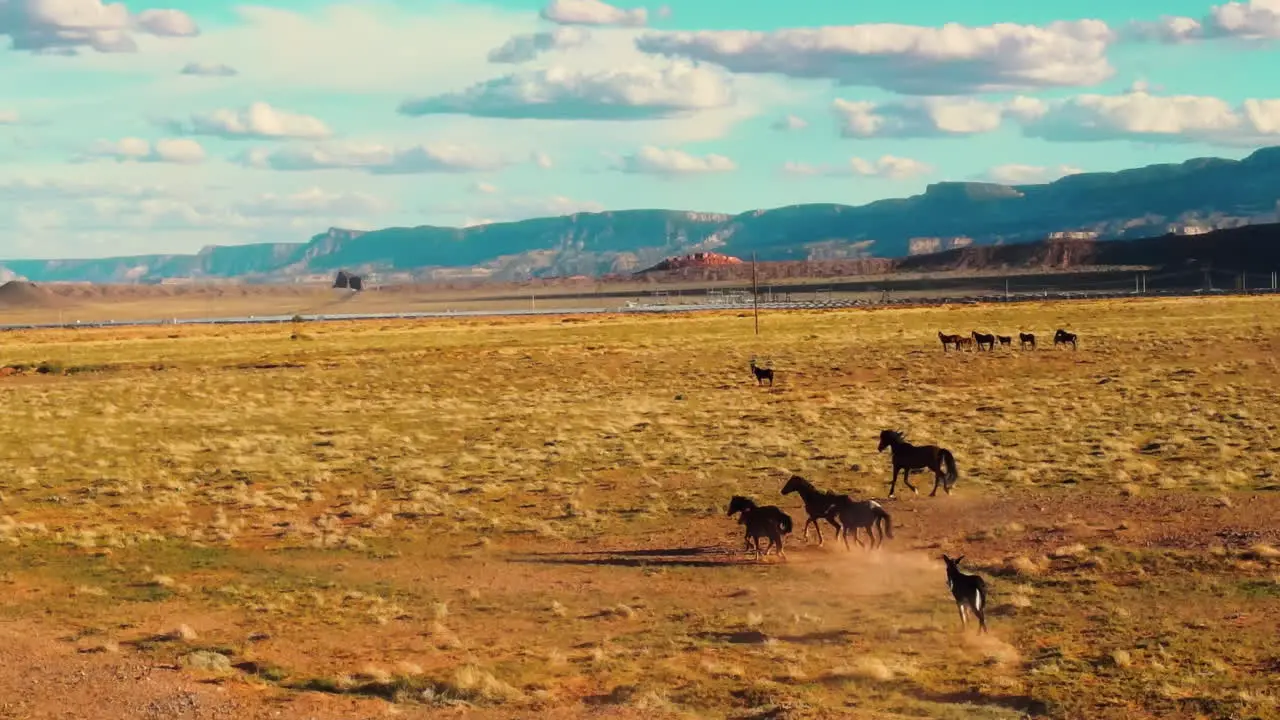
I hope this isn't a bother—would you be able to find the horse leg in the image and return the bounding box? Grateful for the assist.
[888,467,898,499]
[825,516,841,547]
[902,468,918,495]
[930,468,942,497]
[812,517,823,546]
[957,602,968,631]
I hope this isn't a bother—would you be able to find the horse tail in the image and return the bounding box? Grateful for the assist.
[941,449,958,486]
[779,512,793,535]
[875,505,893,538]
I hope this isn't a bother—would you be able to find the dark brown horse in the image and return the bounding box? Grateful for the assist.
[727,495,791,560]
[996,335,1012,347]
[955,336,975,351]
[749,358,774,386]
[972,331,996,351]
[938,332,962,351]
[837,499,894,550]
[780,474,843,545]
[877,430,959,498]
[1019,332,1036,350]
[1053,329,1077,350]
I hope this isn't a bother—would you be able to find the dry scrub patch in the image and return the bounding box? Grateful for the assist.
[0,296,1277,718]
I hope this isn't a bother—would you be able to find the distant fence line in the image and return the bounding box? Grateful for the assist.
[0,285,1276,333]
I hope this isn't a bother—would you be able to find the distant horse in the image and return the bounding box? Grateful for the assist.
[1019,332,1036,350]
[877,430,959,498]
[835,499,894,550]
[938,332,962,352]
[972,331,996,351]
[727,495,791,560]
[749,358,774,386]
[781,474,844,546]
[996,335,1012,347]
[955,336,975,351]
[1053,329,1078,350]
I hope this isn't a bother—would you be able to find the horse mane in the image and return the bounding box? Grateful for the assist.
[728,495,757,514]
[784,474,814,492]
[881,429,906,444]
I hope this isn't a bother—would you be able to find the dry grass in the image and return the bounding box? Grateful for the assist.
[0,296,1278,718]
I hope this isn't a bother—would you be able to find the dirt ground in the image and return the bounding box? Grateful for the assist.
[0,296,1278,718]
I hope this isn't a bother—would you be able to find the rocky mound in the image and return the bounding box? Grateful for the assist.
[0,281,69,309]
[639,252,744,274]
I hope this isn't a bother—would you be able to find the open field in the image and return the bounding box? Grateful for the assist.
[1,296,1278,718]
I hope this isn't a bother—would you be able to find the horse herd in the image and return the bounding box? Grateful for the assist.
[939,328,1078,351]
[723,414,991,629]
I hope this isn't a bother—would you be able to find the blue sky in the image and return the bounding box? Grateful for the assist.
[3,0,1280,259]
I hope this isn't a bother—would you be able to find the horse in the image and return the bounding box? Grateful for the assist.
[942,555,988,633]
[937,332,962,352]
[972,331,996,351]
[780,474,844,546]
[726,495,791,560]
[954,336,975,351]
[1019,332,1036,350]
[877,430,959,498]
[996,335,1012,347]
[834,499,894,551]
[749,358,774,386]
[1053,329,1077,350]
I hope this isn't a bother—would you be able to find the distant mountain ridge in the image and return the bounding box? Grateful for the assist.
[5,147,1280,284]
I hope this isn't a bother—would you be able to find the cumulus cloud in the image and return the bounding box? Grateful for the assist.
[0,0,198,54]
[980,164,1085,185]
[1127,1,1280,42]
[164,102,331,140]
[241,141,507,174]
[1018,90,1280,145]
[615,146,736,175]
[82,137,206,164]
[833,97,1008,138]
[487,27,589,63]
[783,156,933,180]
[236,187,390,217]
[540,0,647,27]
[771,114,808,131]
[470,181,499,194]
[398,62,734,120]
[179,61,238,77]
[635,20,1115,95]
[444,194,607,222]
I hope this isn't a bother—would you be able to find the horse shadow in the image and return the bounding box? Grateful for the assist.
[509,545,754,568]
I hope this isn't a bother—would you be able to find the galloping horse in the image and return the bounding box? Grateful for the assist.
[727,495,791,560]
[780,475,843,545]
[877,430,959,498]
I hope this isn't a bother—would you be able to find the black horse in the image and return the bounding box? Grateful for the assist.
[727,495,791,560]
[1054,329,1078,350]
[877,430,959,498]
[780,475,844,545]
[749,358,774,386]
[837,499,894,550]
[1019,332,1036,350]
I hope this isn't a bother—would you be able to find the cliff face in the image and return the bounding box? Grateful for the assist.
[4,147,1280,283]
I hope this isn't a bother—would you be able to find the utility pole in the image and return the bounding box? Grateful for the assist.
[751,252,760,336]
[1135,274,1140,293]
[1142,273,1147,294]
[1005,278,1009,300]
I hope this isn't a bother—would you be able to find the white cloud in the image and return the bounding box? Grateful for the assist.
[540,0,647,27]
[532,151,554,168]
[980,164,1084,185]
[487,27,590,63]
[398,62,734,120]
[470,181,499,194]
[1128,1,1280,42]
[0,110,19,124]
[82,137,206,164]
[615,146,736,175]
[179,61,237,76]
[833,97,1007,138]
[236,187,390,217]
[771,114,808,131]
[0,0,198,54]
[1019,90,1280,145]
[442,194,606,222]
[165,102,332,140]
[241,141,508,174]
[783,156,934,180]
[635,20,1115,95]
